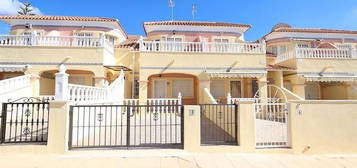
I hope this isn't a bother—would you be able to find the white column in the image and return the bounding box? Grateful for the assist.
[55,64,69,101]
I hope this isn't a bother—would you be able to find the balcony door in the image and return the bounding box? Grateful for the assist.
[153,79,167,98]
[230,81,242,98]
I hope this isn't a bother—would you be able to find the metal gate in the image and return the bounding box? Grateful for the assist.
[69,104,184,149]
[254,103,289,148]
[0,97,50,144]
[200,104,237,145]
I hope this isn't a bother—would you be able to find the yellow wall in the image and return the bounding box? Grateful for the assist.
[289,101,357,154]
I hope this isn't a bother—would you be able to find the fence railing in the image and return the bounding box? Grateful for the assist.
[0,35,113,48]
[276,47,357,63]
[68,104,184,149]
[0,97,50,144]
[227,94,281,104]
[139,40,265,54]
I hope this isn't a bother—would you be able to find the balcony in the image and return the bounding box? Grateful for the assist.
[0,35,114,49]
[276,47,357,63]
[139,40,265,54]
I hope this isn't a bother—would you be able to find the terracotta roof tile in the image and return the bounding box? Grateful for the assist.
[0,15,117,22]
[116,35,140,49]
[144,21,251,28]
[273,27,357,34]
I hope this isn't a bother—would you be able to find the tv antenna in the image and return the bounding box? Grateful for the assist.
[168,0,175,21]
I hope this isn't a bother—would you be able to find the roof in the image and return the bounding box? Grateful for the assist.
[0,15,128,38]
[116,35,140,49]
[266,52,277,58]
[0,15,118,22]
[262,24,357,41]
[144,21,251,28]
[267,64,295,71]
[273,27,357,34]
[143,21,252,35]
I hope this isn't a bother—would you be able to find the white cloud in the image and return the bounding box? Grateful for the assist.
[0,0,42,15]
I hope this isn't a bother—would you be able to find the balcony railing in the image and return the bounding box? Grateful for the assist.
[276,47,357,63]
[0,35,114,48]
[139,40,265,54]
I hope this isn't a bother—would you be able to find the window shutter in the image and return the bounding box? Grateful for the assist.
[210,80,225,97]
[172,79,193,97]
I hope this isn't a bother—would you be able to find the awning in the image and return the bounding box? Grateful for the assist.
[206,71,266,78]
[302,75,357,82]
[0,65,29,72]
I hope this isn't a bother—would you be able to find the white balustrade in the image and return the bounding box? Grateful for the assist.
[68,84,108,103]
[227,93,280,104]
[0,35,114,48]
[0,74,31,94]
[139,40,265,54]
[276,47,356,63]
[0,74,32,102]
[123,99,140,105]
[147,93,182,105]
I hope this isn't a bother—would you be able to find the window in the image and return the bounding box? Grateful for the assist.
[166,37,182,51]
[278,46,287,54]
[172,79,193,97]
[69,76,86,85]
[271,46,278,55]
[22,31,42,36]
[298,44,309,48]
[214,38,229,52]
[251,80,259,97]
[74,32,93,37]
[133,79,139,98]
[210,80,225,97]
[167,37,182,42]
[336,44,353,50]
[284,81,292,91]
[230,81,242,98]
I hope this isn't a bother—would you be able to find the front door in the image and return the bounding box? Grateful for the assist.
[305,83,320,100]
[230,81,242,98]
[153,79,167,98]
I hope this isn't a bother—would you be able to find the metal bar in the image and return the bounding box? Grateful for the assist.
[68,106,74,149]
[126,106,130,149]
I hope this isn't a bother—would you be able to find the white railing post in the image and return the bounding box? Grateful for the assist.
[352,48,357,59]
[55,64,69,101]
[178,92,182,105]
[227,93,232,104]
[138,36,145,51]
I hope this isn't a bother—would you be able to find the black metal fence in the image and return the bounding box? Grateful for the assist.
[0,97,50,144]
[69,104,184,149]
[200,104,238,145]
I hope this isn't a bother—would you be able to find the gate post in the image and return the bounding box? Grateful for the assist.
[183,105,200,151]
[47,101,70,154]
[237,101,256,151]
[55,64,69,101]
[0,103,6,143]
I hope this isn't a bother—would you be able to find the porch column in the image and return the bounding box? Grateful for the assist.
[139,80,148,104]
[93,76,106,87]
[257,76,268,100]
[198,78,210,104]
[292,77,306,99]
[30,74,41,97]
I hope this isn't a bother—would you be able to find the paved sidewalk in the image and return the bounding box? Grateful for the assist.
[1,150,357,168]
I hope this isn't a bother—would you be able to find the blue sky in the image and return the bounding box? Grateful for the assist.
[0,0,357,41]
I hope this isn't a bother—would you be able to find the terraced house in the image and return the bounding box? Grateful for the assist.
[0,15,356,155]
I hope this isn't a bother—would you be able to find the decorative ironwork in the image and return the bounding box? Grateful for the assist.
[97,113,103,122]
[1,100,49,143]
[23,127,31,136]
[7,97,48,103]
[24,109,31,117]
